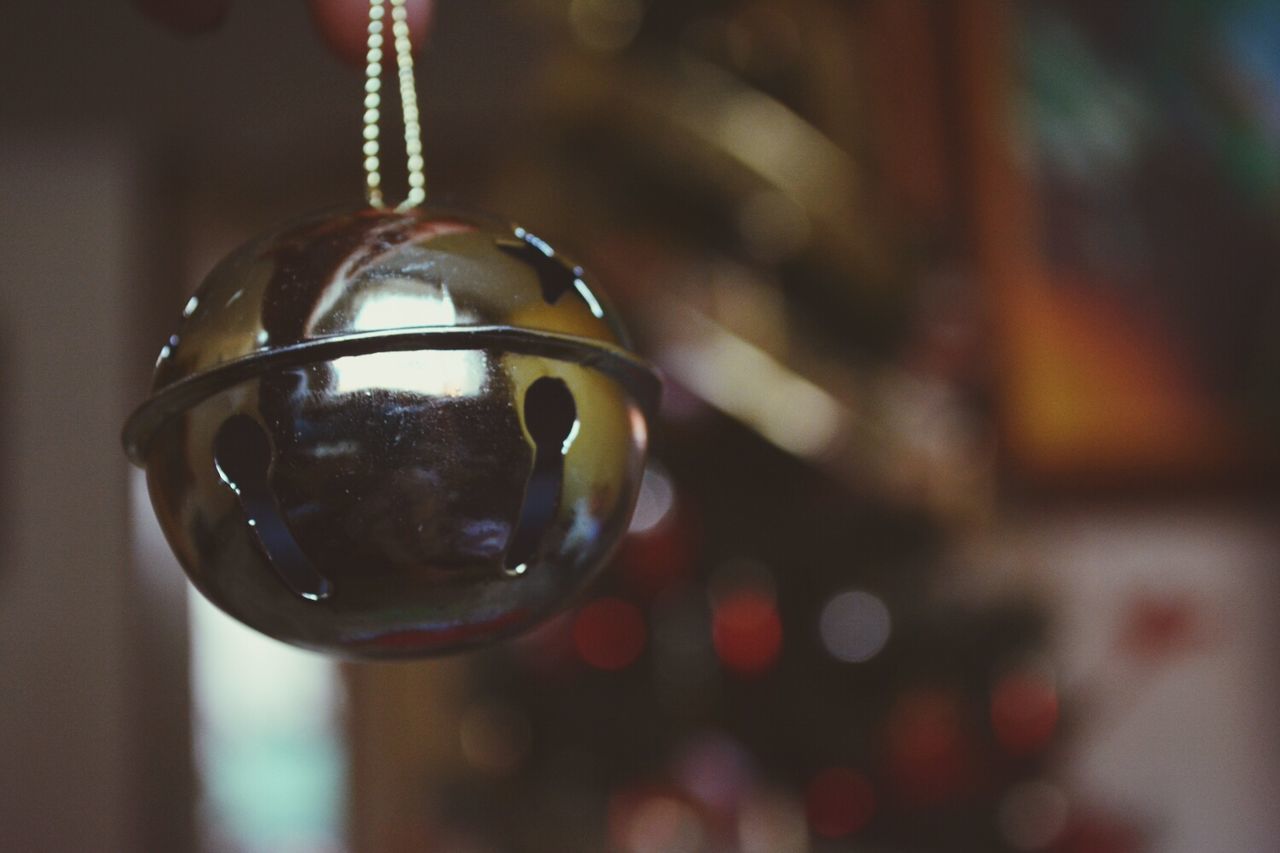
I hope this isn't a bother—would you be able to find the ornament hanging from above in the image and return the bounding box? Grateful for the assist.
[122,0,659,658]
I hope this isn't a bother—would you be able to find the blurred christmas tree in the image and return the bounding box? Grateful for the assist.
[341,2,1206,851]
[433,407,1061,853]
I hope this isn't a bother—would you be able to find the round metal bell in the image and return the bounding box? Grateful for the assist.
[123,207,659,658]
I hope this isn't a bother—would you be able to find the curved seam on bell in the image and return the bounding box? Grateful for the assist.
[121,325,661,465]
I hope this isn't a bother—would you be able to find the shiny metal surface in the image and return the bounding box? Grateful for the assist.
[125,207,656,658]
[149,207,632,393]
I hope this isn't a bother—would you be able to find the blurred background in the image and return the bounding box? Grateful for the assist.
[3,1,1280,851]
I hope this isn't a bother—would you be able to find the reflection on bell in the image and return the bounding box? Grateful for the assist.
[123,207,659,658]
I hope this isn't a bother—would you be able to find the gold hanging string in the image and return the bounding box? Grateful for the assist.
[363,0,426,210]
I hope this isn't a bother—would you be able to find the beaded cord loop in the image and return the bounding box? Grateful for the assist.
[363,0,425,210]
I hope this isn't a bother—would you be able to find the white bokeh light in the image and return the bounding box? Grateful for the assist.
[628,464,676,534]
[818,590,891,663]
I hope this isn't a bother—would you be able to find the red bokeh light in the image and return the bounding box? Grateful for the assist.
[711,591,782,676]
[991,672,1059,757]
[1118,593,1207,662]
[805,767,876,839]
[882,689,980,809]
[573,597,648,671]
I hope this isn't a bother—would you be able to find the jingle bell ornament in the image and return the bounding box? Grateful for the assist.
[123,207,658,657]
[122,0,658,657]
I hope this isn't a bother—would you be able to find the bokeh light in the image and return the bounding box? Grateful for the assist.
[991,669,1059,757]
[619,465,697,599]
[711,590,783,676]
[609,789,707,853]
[628,464,677,534]
[672,732,754,816]
[818,589,892,663]
[883,689,978,809]
[1117,592,1207,661]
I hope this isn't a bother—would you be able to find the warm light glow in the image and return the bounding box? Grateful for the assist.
[610,791,706,853]
[712,590,782,676]
[630,404,649,449]
[661,320,843,458]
